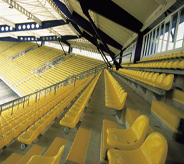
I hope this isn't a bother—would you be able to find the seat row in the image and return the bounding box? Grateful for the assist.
[140,51,184,62]
[0,42,35,63]
[17,76,94,147]
[0,76,91,150]
[0,41,17,54]
[116,69,174,90]
[60,71,101,133]
[101,115,168,164]
[151,100,184,143]
[0,83,70,149]
[0,137,67,164]
[1,127,91,164]
[14,54,103,96]
[122,59,184,70]
[105,69,127,115]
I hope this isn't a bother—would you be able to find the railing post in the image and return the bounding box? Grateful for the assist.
[35,93,38,102]
[54,85,56,95]
[17,100,19,110]
[23,97,25,108]
[74,77,76,87]
[0,106,2,116]
[11,101,14,115]
[39,92,41,100]
[27,96,30,106]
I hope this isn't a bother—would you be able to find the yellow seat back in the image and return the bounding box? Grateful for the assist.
[132,115,149,139]
[178,60,184,69]
[143,72,150,79]
[161,61,168,68]
[53,145,65,164]
[166,61,174,68]
[150,73,159,83]
[171,61,180,69]
[146,72,154,81]
[156,74,166,84]
[142,132,168,164]
[161,74,174,90]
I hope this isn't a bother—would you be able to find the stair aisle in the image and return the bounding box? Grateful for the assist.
[79,70,118,163]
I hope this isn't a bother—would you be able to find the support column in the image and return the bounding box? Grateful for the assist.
[68,45,72,54]
[133,32,143,64]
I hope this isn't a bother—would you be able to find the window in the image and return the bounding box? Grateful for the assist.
[154,27,160,53]
[162,22,170,52]
[168,13,178,50]
[157,23,164,53]
[175,8,184,48]
[150,29,156,54]
[141,5,184,58]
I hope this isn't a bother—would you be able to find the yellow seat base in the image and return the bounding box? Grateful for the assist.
[100,119,116,163]
[66,128,91,164]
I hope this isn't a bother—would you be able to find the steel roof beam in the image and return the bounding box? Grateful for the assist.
[0,36,18,41]
[50,0,122,50]
[2,0,42,25]
[78,0,142,33]
[0,16,15,28]
[0,20,66,33]
[46,0,68,21]
[71,12,122,50]
[0,35,76,42]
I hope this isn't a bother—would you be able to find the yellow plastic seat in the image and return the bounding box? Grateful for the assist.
[173,89,184,105]
[106,92,127,110]
[171,61,180,69]
[35,118,47,133]
[152,74,166,87]
[161,61,168,68]
[105,70,127,110]
[13,124,22,138]
[66,128,91,164]
[18,124,41,145]
[2,153,23,164]
[20,120,30,131]
[142,72,150,80]
[178,60,184,69]
[155,62,160,68]
[27,145,65,164]
[146,72,154,81]
[107,132,168,164]
[101,119,117,163]
[158,62,164,68]
[60,113,81,129]
[166,61,174,69]
[107,115,149,150]
[152,62,157,68]
[147,73,159,85]
[27,116,35,126]
[3,130,14,146]
[151,100,184,132]
[2,125,10,135]
[159,74,174,90]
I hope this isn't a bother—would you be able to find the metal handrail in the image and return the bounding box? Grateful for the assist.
[0,63,106,115]
[109,52,133,66]
[8,45,38,61]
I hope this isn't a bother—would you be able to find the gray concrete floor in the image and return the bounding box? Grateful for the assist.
[0,71,184,164]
